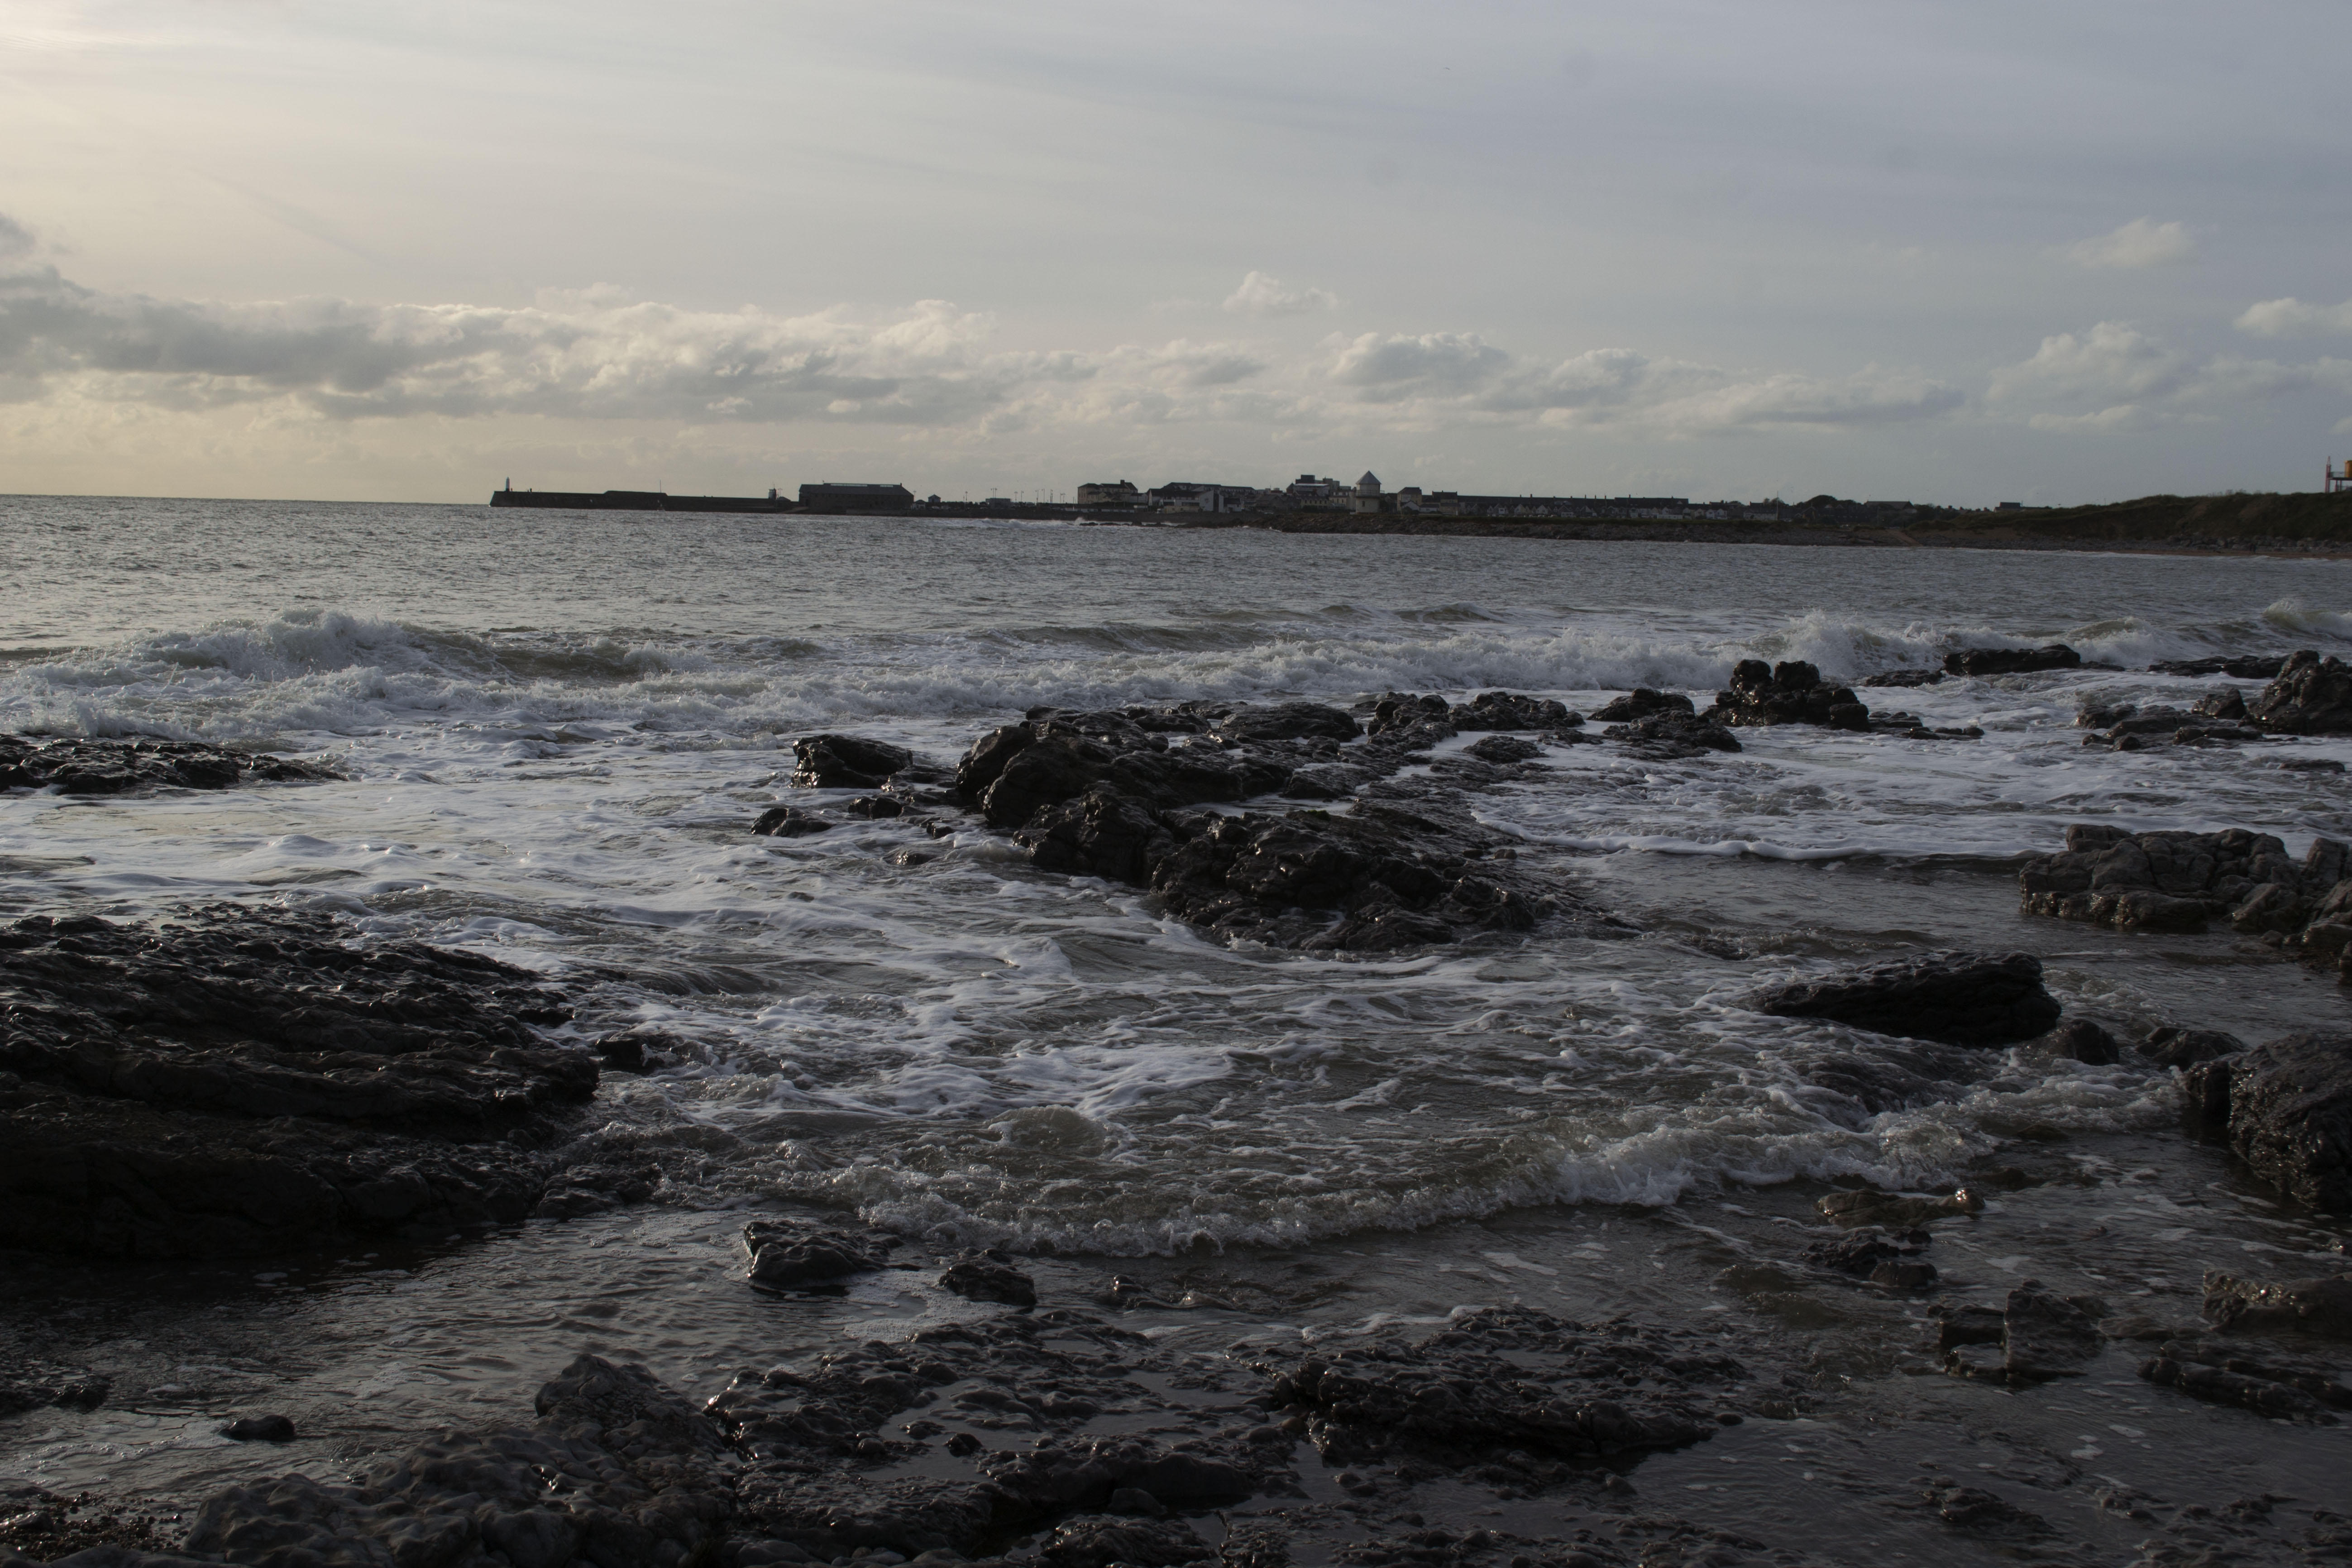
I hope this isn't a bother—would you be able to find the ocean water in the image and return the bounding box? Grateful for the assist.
[4,495,2350,1543]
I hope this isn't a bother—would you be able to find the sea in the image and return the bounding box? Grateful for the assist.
[3,495,2349,1558]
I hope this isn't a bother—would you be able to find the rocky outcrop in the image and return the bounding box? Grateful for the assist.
[1703,660,1870,731]
[940,1249,1039,1306]
[0,907,607,1256]
[2180,1033,2352,1211]
[2074,689,2271,749]
[1944,644,2080,677]
[1748,950,2062,1046]
[2202,1270,2352,1338]
[2151,655,2288,679]
[2019,825,2351,960]
[1257,1306,1745,1466]
[2247,650,2352,734]
[0,734,337,794]
[2139,1337,2350,1423]
[1802,1226,1936,1289]
[1589,688,1693,722]
[791,734,916,788]
[1446,691,1578,731]
[743,1218,899,1293]
[1934,1282,2106,1383]
[1603,712,1740,757]
[1862,668,1946,688]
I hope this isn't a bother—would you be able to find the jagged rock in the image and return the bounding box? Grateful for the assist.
[1147,808,1548,951]
[1014,789,1176,884]
[1365,692,1453,739]
[1041,1516,1216,1568]
[222,1414,296,1442]
[1862,669,1945,688]
[793,735,916,789]
[0,1367,109,1417]
[2140,1338,2347,1423]
[2249,650,2352,734]
[2050,1019,2121,1064]
[2151,655,2288,679]
[754,806,832,836]
[1205,703,1363,744]
[1602,713,1740,756]
[1927,1301,2006,1354]
[1463,735,1543,764]
[1589,688,1694,722]
[1945,644,2080,677]
[1259,1306,1742,1466]
[939,1249,1038,1307]
[1802,1227,1936,1287]
[1448,692,1576,731]
[2001,1283,2101,1380]
[0,734,338,795]
[2018,823,2347,940]
[2180,1033,2352,1210]
[743,1219,897,1293]
[2203,1271,2352,1338]
[0,908,594,1257]
[1705,660,1870,730]
[2142,1025,2246,1067]
[1750,950,2061,1046]
[961,726,1290,831]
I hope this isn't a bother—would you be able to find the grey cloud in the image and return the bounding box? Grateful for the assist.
[1223,271,1339,318]
[1989,320,2352,431]
[0,265,1086,425]
[1330,331,1511,401]
[2237,298,2352,337]
[0,215,33,260]
[2064,218,2197,270]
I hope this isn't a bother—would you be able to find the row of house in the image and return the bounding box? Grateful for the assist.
[1071,472,1783,521]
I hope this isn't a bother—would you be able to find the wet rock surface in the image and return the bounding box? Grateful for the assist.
[940,1249,1040,1307]
[0,734,338,795]
[1702,660,1870,731]
[1748,950,2062,1046]
[2247,649,2352,734]
[2139,1336,2351,1423]
[1932,1282,2106,1383]
[2019,824,2352,966]
[743,1219,900,1293]
[2180,1033,2352,1210]
[793,735,918,789]
[0,907,608,1257]
[1943,643,2081,677]
[2201,1269,2352,1338]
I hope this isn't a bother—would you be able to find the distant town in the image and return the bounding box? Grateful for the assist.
[489,473,2015,524]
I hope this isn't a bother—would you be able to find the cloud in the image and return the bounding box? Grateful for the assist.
[0,263,1092,425]
[1222,270,1339,318]
[1326,333,1959,434]
[2236,297,2352,337]
[2064,218,2197,269]
[0,215,33,259]
[1988,319,2352,430]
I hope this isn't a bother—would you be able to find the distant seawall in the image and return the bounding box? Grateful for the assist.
[490,489,792,513]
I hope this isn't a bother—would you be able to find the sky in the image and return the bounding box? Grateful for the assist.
[2,0,2349,506]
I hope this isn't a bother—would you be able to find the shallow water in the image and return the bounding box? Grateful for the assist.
[2,496,2349,1554]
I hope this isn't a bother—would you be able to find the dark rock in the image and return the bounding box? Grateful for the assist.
[939,1248,1038,1307]
[0,1367,109,1416]
[0,907,593,1257]
[2142,1025,2246,1068]
[1862,669,1946,688]
[1205,703,1362,744]
[2248,650,2352,734]
[1928,1301,2007,1354]
[2140,1339,2346,1423]
[743,1218,898,1292]
[2203,1270,2352,1338]
[968,730,1287,831]
[2001,1282,2100,1380]
[0,734,338,795]
[2017,823,2337,935]
[1148,809,1549,952]
[1366,692,1452,738]
[1259,1306,1741,1466]
[1589,689,1693,722]
[1705,660,1871,731]
[1602,713,1741,756]
[1463,735,1543,764]
[1927,1485,2048,1532]
[1014,790,1176,884]
[2050,1019,2121,1065]
[1042,1515,1215,1568]
[793,735,916,789]
[2178,1033,2352,1210]
[1944,644,2080,678]
[592,1026,685,1075]
[2151,655,2289,679]
[1749,950,2061,1046]
[846,795,908,819]
[1816,1188,1983,1225]
[754,806,832,837]
[1802,1227,1935,1287]
[1448,692,1575,732]
[223,1414,296,1442]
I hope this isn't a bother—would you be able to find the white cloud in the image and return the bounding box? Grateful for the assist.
[1222,271,1339,318]
[1988,319,2352,431]
[2236,297,2352,337]
[2065,218,2197,270]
